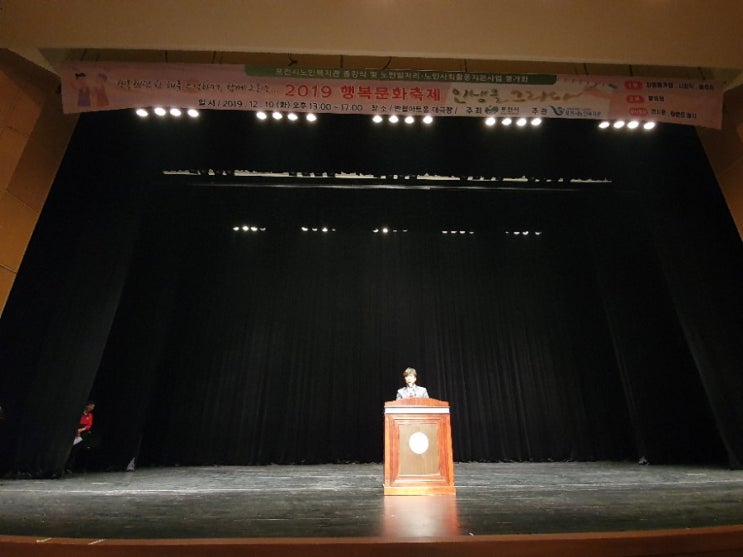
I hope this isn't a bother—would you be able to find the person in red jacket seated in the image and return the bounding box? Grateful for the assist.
[67,401,96,473]
[75,401,95,441]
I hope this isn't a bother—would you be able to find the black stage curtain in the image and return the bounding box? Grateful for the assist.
[0,164,144,477]
[1,116,741,476]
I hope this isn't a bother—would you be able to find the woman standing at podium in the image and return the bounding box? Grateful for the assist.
[396,367,430,399]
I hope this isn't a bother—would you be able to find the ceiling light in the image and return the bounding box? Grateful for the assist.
[135,108,149,118]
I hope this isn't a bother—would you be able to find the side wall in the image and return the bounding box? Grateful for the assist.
[0,50,77,315]
[698,85,743,239]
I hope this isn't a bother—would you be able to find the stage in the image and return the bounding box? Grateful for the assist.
[3,461,743,556]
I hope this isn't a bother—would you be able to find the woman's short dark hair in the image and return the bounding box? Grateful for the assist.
[402,367,417,378]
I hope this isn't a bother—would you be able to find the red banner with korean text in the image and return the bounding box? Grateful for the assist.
[60,62,724,128]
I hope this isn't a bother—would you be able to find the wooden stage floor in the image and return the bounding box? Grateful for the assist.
[3,461,743,556]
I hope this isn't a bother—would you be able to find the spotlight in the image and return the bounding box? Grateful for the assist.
[382,227,389,234]
[250,226,258,232]
[242,225,249,231]
[256,111,268,120]
[153,107,167,116]
[388,115,399,124]
[502,117,513,126]
[287,112,299,121]
[321,227,328,233]
[531,118,542,126]
[516,117,528,127]
[187,109,199,118]
[643,121,656,130]
[613,120,626,129]
[372,114,384,124]
[598,121,611,129]
[422,115,433,125]
[301,227,309,232]
[135,108,149,118]
[485,116,497,127]
[169,108,182,117]
[306,113,317,122]
[627,120,640,129]
[272,111,283,120]
[232,226,240,231]
[404,115,415,124]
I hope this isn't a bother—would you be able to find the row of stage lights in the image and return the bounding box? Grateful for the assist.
[257,111,318,122]
[135,108,656,132]
[231,226,543,236]
[370,115,545,128]
[598,120,656,131]
[254,113,656,131]
[135,107,200,118]
[506,230,543,236]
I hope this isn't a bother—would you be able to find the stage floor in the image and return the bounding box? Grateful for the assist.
[2,462,743,540]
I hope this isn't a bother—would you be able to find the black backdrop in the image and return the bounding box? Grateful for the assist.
[1,112,742,477]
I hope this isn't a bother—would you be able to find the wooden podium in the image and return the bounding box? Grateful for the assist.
[383,398,456,495]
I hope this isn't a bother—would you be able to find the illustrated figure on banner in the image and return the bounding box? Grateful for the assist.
[396,367,430,399]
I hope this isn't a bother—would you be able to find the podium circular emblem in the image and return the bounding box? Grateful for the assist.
[408,431,429,454]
